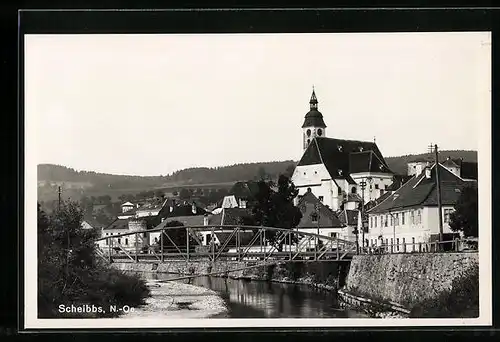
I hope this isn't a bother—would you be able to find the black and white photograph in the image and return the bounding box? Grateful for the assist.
[24,28,491,329]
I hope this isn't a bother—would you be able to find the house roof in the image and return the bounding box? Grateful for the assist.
[297,191,343,228]
[347,193,363,203]
[121,202,134,207]
[82,215,106,229]
[297,137,393,182]
[337,209,359,226]
[159,215,206,228]
[103,218,129,231]
[368,163,470,214]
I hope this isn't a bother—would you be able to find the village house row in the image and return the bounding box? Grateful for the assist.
[83,89,478,253]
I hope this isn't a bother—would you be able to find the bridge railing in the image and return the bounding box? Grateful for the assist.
[94,225,358,263]
[360,238,478,255]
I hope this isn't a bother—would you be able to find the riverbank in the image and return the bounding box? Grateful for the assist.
[119,279,228,319]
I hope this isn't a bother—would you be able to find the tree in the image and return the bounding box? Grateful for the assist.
[284,164,296,178]
[179,188,191,201]
[161,220,196,249]
[449,185,478,238]
[250,175,302,251]
[256,167,268,181]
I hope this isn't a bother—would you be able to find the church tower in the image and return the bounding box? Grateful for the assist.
[302,87,327,151]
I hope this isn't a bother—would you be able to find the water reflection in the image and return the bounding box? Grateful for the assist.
[147,273,362,318]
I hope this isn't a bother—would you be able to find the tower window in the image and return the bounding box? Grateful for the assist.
[306,129,311,137]
[318,196,324,202]
[351,187,356,194]
[337,145,343,152]
[338,169,343,176]
[307,139,310,145]
[317,128,323,136]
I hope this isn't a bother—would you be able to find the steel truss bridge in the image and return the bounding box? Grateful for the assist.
[94,225,358,266]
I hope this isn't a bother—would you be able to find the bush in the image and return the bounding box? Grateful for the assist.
[37,202,150,318]
[410,265,479,318]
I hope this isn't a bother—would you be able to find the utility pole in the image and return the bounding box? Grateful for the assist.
[434,144,444,245]
[359,179,367,252]
[58,186,62,211]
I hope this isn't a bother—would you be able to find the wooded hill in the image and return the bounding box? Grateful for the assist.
[38,150,477,202]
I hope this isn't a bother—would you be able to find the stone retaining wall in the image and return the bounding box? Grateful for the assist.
[340,252,479,310]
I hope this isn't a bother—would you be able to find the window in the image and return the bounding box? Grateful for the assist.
[118,238,121,245]
[125,238,128,245]
[412,237,415,251]
[390,215,393,226]
[330,232,337,238]
[380,189,384,195]
[384,215,388,227]
[143,232,147,238]
[385,185,389,190]
[385,238,388,246]
[374,216,377,228]
[311,213,318,223]
[351,187,357,194]
[396,238,400,251]
[402,238,406,251]
[410,210,414,225]
[401,212,405,225]
[444,208,454,223]
[390,238,394,247]
[106,238,109,246]
[395,213,399,226]
[416,210,422,224]
[318,196,324,202]
[375,184,379,190]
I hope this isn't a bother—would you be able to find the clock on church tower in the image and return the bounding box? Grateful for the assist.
[302,87,327,151]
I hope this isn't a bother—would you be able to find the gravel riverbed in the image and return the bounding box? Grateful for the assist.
[119,279,228,319]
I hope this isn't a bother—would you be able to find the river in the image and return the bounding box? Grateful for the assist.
[139,272,366,318]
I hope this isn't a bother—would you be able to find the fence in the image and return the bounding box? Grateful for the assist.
[361,238,478,255]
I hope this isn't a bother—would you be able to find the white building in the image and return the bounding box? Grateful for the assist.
[121,202,135,213]
[291,89,395,212]
[97,218,149,254]
[366,162,475,252]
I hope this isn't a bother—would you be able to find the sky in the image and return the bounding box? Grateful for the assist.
[25,32,491,176]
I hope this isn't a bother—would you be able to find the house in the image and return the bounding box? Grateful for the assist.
[97,218,149,253]
[81,215,106,230]
[291,89,395,212]
[366,162,474,252]
[150,207,254,248]
[296,190,344,245]
[441,157,478,181]
[136,197,168,218]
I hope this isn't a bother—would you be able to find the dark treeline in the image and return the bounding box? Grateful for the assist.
[37,161,297,190]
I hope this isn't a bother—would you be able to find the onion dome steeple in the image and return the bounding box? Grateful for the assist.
[302,86,327,128]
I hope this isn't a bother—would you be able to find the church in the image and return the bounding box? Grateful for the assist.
[291,89,395,212]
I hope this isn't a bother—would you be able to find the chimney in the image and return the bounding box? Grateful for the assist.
[191,202,197,214]
[203,214,209,226]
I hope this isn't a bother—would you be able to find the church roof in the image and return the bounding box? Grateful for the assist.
[302,110,327,128]
[302,89,327,128]
[368,163,471,214]
[297,137,393,181]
